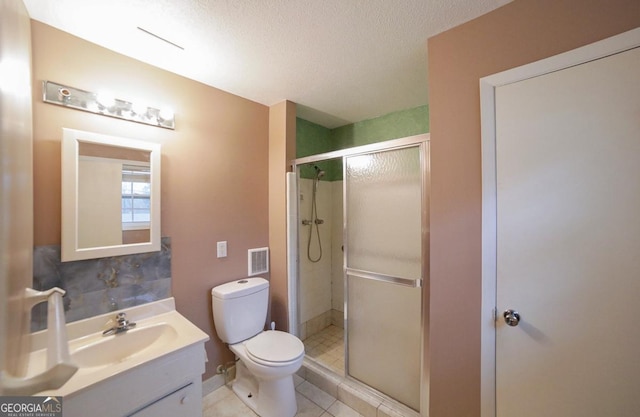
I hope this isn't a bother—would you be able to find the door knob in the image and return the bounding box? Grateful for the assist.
[503,309,520,327]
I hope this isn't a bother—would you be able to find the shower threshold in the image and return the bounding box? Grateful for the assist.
[299,351,421,417]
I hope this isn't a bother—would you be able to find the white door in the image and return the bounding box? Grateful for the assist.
[0,0,34,380]
[493,44,640,416]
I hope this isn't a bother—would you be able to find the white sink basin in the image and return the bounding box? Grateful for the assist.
[30,299,209,399]
[71,323,178,368]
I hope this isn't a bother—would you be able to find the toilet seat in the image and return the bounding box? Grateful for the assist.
[245,330,304,365]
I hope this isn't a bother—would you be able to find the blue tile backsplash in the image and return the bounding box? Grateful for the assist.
[32,237,171,331]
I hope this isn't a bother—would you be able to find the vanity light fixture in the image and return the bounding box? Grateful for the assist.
[42,81,175,130]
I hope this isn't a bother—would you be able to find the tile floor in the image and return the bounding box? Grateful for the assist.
[303,325,344,374]
[203,373,363,417]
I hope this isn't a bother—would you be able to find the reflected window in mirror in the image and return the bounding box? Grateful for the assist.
[62,129,161,261]
[121,164,151,244]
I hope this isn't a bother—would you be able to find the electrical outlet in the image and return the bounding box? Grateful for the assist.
[217,241,227,258]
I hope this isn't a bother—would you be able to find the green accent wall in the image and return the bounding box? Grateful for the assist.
[295,118,333,180]
[296,105,429,181]
[330,105,429,150]
[296,118,332,158]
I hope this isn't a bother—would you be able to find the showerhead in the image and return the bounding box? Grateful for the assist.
[314,165,325,179]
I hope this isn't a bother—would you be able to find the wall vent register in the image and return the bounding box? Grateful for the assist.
[248,247,269,276]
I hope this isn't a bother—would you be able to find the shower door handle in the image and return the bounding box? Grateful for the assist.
[346,268,422,288]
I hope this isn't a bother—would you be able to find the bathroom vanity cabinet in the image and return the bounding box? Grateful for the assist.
[32,299,208,417]
[62,341,205,417]
[130,381,199,417]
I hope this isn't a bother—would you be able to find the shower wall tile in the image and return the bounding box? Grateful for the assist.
[331,309,344,328]
[299,177,333,323]
[305,309,332,339]
[31,237,171,331]
[299,321,308,341]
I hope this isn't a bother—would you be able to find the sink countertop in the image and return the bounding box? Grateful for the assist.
[28,297,209,398]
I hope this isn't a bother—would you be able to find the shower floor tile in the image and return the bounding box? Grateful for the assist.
[304,325,344,374]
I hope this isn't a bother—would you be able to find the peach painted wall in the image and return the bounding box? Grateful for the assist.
[31,21,270,380]
[427,0,640,416]
[268,100,296,330]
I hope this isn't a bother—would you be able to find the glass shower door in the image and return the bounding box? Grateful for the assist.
[345,145,424,412]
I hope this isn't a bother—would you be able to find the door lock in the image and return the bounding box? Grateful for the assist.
[503,309,521,327]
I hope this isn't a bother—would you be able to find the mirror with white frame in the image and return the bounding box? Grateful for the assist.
[61,128,161,261]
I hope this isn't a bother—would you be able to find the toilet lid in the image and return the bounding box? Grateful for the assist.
[245,331,304,363]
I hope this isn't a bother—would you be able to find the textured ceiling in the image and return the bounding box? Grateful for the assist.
[23,0,512,128]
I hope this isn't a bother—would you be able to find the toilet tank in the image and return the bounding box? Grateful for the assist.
[211,277,269,345]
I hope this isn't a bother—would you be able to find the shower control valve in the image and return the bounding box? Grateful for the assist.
[314,219,324,225]
[301,219,312,226]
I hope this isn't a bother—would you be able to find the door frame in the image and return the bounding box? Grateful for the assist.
[479,27,640,417]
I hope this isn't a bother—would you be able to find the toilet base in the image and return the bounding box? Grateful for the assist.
[232,360,298,417]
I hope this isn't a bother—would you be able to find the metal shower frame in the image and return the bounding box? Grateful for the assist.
[289,133,430,415]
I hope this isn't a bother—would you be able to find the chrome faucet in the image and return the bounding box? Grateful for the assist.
[103,312,137,336]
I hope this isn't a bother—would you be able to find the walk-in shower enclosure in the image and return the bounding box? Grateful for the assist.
[288,134,429,414]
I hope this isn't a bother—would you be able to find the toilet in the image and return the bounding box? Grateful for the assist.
[211,277,305,417]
